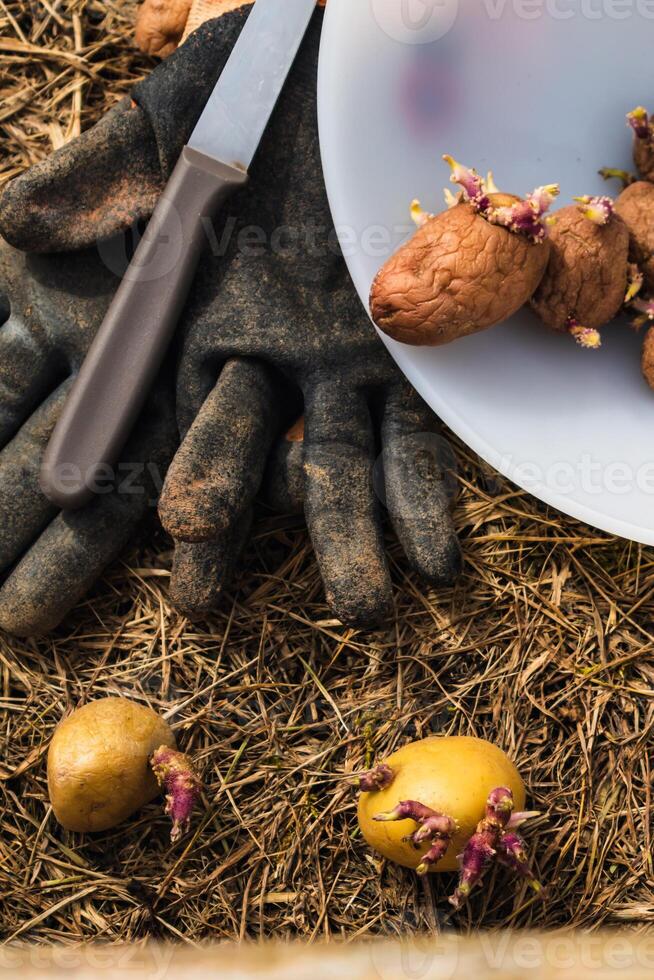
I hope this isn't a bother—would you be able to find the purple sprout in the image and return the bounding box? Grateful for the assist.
[150,745,202,842]
[627,106,652,142]
[490,185,560,244]
[374,800,458,874]
[356,763,395,792]
[442,155,492,214]
[631,297,654,329]
[442,156,558,243]
[574,195,615,226]
[566,316,602,350]
[415,831,456,874]
[448,786,540,911]
[374,799,446,825]
[496,832,542,894]
[449,833,497,908]
[373,785,539,903]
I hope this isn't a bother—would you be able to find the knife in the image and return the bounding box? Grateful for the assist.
[41,0,317,510]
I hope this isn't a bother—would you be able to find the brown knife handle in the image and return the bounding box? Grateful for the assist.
[41,146,248,510]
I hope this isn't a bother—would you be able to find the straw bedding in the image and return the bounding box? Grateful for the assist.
[1,0,653,943]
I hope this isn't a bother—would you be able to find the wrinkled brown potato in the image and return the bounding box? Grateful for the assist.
[615,182,654,293]
[48,698,176,833]
[642,325,654,390]
[634,136,654,185]
[369,196,550,346]
[531,205,629,332]
[135,0,194,57]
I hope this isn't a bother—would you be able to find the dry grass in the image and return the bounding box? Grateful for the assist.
[0,0,149,186]
[1,0,654,946]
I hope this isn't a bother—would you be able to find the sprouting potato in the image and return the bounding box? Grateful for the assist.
[531,197,630,349]
[47,697,201,840]
[627,106,654,184]
[615,181,654,294]
[369,157,557,346]
[354,735,540,910]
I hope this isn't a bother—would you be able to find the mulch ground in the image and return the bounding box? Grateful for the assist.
[1,0,653,944]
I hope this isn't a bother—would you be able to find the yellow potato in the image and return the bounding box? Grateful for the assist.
[47,698,176,833]
[357,736,525,872]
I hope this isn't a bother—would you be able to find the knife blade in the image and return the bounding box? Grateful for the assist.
[41,0,317,510]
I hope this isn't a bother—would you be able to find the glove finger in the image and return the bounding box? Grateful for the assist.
[303,383,392,628]
[0,384,176,636]
[0,382,69,574]
[160,358,291,542]
[0,100,162,253]
[168,510,253,617]
[380,382,462,585]
[0,501,139,636]
[174,338,218,439]
[262,417,305,514]
[0,300,62,449]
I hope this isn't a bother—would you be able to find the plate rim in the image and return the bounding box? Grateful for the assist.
[316,0,654,546]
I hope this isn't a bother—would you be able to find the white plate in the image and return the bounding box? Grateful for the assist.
[318,0,654,544]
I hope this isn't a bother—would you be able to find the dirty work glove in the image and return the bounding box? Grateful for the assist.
[0,241,176,635]
[0,6,461,627]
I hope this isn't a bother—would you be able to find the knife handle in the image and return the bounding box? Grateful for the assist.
[41,146,248,510]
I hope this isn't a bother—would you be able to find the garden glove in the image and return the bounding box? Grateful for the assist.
[0,240,177,635]
[0,5,461,628]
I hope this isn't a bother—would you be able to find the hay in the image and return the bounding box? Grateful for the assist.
[0,0,149,186]
[1,0,654,944]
